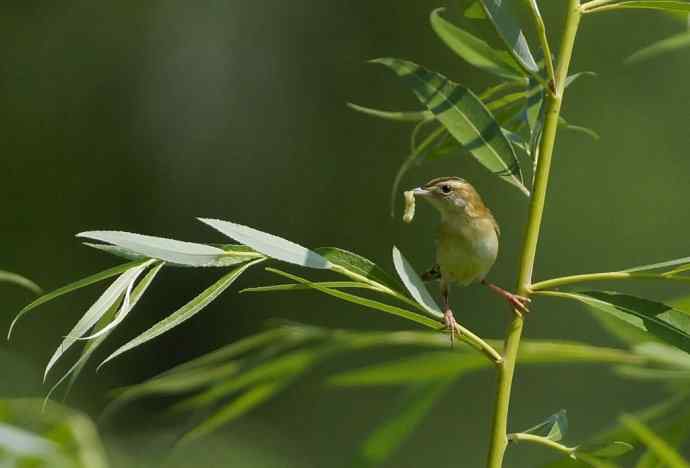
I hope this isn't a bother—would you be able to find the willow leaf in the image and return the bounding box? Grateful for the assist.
[373,58,528,196]
[315,247,401,290]
[479,0,539,73]
[621,415,690,468]
[626,31,690,63]
[430,8,524,79]
[357,381,451,467]
[392,246,443,318]
[198,218,331,269]
[44,261,153,380]
[0,271,41,294]
[590,1,690,13]
[77,231,226,267]
[346,103,431,122]
[8,260,144,339]
[558,291,690,354]
[99,258,264,367]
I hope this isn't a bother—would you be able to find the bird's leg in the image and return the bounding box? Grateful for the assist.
[481,280,530,317]
[441,279,459,346]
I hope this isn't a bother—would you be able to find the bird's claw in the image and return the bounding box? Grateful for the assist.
[505,293,531,317]
[443,309,461,346]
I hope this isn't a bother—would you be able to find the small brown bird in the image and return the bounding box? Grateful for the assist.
[409,176,530,343]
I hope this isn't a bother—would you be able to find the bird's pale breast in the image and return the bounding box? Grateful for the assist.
[436,217,498,286]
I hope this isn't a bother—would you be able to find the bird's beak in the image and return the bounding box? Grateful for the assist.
[412,187,430,197]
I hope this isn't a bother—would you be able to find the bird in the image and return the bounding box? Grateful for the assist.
[408,176,530,344]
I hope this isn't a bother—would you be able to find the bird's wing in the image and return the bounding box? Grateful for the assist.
[421,264,442,282]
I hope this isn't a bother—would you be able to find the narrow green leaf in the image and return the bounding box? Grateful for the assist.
[330,351,485,386]
[578,441,634,458]
[173,348,323,411]
[626,31,690,63]
[77,231,227,267]
[197,218,332,269]
[621,415,690,468]
[522,410,569,442]
[46,262,165,401]
[346,102,432,121]
[373,58,528,195]
[99,258,264,367]
[8,260,144,339]
[556,291,690,354]
[267,268,440,329]
[84,242,262,268]
[633,342,690,369]
[315,247,401,290]
[430,8,524,79]
[590,1,690,13]
[624,256,690,273]
[465,1,488,19]
[180,379,289,444]
[392,246,443,318]
[559,117,601,140]
[44,261,153,380]
[0,271,41,294]
[0,422,57,457]
[479,0,539,73]
[358,381,451,466]
[635,405,690,468]
[241,281,372,293]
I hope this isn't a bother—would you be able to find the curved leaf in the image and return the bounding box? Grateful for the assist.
[373,58,528,195]
[197,218,332,269]
[99,258,264,367]
[392,246,443,318]
[589,1,690,13]
[556,291,690,354]
[44,261,153,380]
[77,231,226,267]
[479,0,539,73]
[315,247,401,290]
[624,256,690,273]
[346,102,431,121]
[0,271,41,294]
[8,260,144,339]
[430,8,524,79]
[626,31,690,63]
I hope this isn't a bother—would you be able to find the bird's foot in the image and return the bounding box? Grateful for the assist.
[443,309,461,346]
[483,281,531,317]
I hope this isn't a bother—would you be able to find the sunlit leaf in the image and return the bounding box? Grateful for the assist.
[373,58,529,195]
[8,260,145,339]
[479,0,539,73]
[553,291,690,354]
[0,270,41,294]
[315,247,401,290]
[430,8,524,79]
[0,422,57,457]
[46,262,165,401]
[392,246,443,318]
[44,261,153,380]
[626,31,690,63]
[198,218,332,269]
[621,415,690,468]
[357,381,451,467]
[346,102,431,121]
[267,268,440,329]
[99,258,264,367]
[77,231,227,267]
[589,1,690,13]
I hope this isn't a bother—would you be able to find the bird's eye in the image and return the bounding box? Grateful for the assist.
[441,184,451,194]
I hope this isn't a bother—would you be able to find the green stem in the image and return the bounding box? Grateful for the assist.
[524,1,556,89]
[508,433,576,456]
[532,271,690,291]
[486,2,582,467]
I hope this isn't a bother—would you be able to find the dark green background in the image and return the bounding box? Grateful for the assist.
[2,1,689,466]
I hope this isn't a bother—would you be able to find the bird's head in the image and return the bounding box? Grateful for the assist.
[412,176,489,220]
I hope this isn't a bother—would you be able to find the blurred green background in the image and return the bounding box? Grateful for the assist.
[2,1,689,466]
